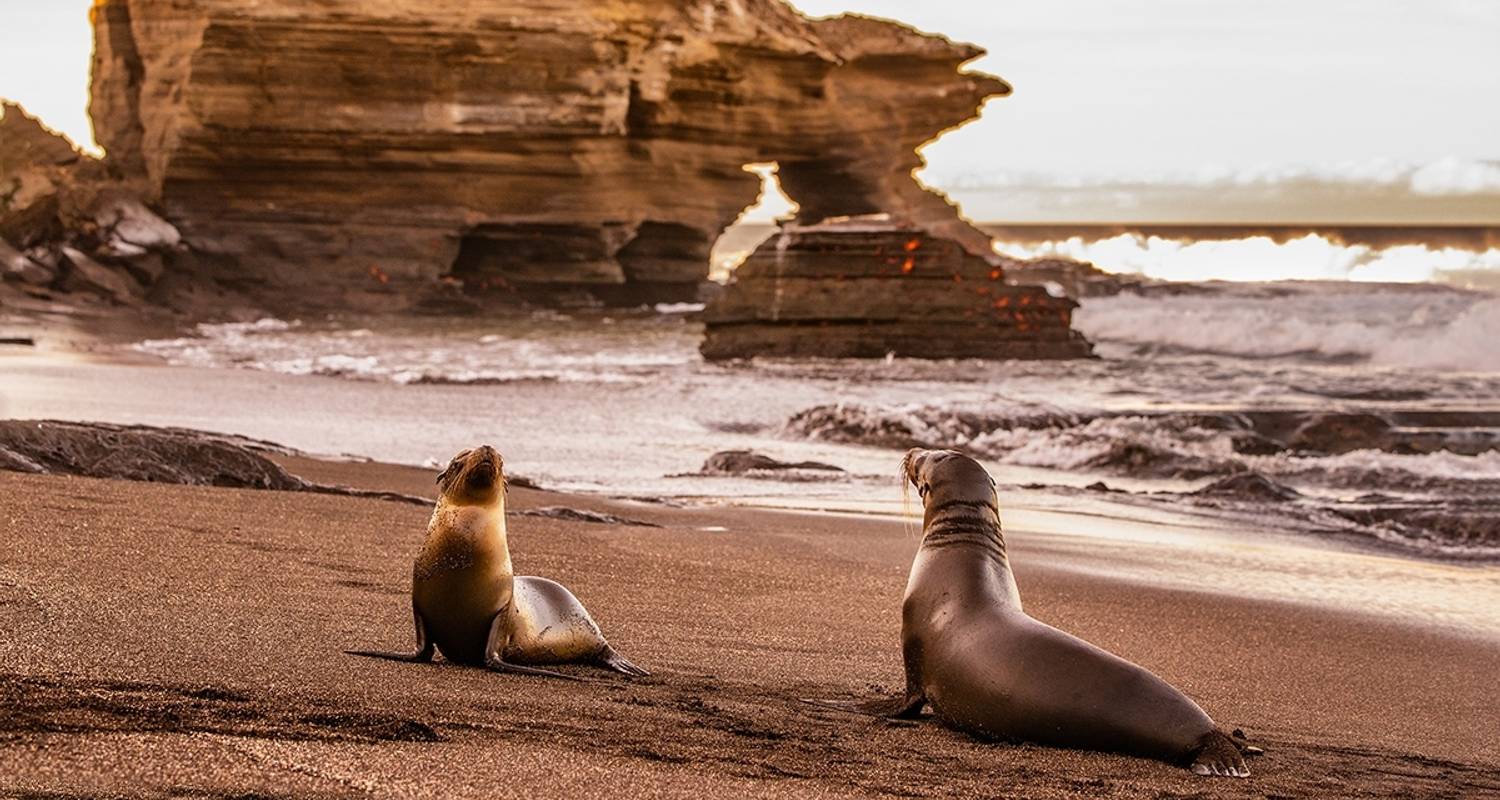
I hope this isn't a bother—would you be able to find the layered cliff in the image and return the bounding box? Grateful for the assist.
[85,0,1008,309]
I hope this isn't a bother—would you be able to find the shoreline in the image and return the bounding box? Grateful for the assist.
[1,456,1496,797]
[5,331,1500,566]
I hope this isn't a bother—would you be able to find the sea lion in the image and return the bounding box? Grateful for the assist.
[348,445,647,677]
[815,449,1251,777]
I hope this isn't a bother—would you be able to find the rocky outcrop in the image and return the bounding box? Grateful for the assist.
[1,102,188,306]
[0,419,311,489]
[85,0,1009,310]
[1,103,87,268]
[697,450,844,475]
[702,217,1095,360]
[0,420,425,503]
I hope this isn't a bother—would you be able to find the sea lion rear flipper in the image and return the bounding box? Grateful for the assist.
[1189,730,1251,778]
[596,646,651,677]
[345,609,436,663]
[483,611,587,682]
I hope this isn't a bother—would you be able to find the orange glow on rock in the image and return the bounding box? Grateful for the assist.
[988,269,1001,281]
[368,265,390,284]
[904,239,921,252]
[901,257,915,274]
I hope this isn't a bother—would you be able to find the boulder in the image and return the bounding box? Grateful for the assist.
[60,246,145,304]
[698,450,845,475]
[0,238,56,286]
[93,195,182,259]
[1192,472,1302,503]
[1286,413,1393,455]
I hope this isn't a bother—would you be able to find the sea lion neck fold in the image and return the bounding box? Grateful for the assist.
[905,449,1007,561]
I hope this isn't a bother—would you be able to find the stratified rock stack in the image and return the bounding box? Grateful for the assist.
[702,218,1094,360]
[84,0,1009,310]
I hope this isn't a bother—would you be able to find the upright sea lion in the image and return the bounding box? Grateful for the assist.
[348,445,647,677]
[817,449,1251,776]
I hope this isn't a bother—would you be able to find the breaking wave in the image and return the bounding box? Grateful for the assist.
[1074,282,1500,371]
[134,315,699,385]
[783,401,1500,556]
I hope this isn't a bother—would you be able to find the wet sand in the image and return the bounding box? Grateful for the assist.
[2,457,1497,798]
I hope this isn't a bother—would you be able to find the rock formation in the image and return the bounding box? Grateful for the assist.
[702,216,1095,359]
[81,0,1009,309]
[0,419,427,503]
[2,102,191,305]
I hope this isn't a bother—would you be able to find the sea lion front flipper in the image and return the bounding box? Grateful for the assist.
[1189,730,1251,778]
[595,645,650,677]
[801,689,927,719]
[482,612,584,682]
[345,608,436,663]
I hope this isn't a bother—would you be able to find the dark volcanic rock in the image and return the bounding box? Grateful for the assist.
[1192,472,1302,503]
[1285,413,1393,455]
[516,507,661,528]
[0,238,55,286]
[1228,431,1287,456]
[702,218,1094,360]
[83,0,1012,310]
[0,420,427,504]
[60,246,146,305]
[1078,442,1238,481]
[0,420,310,489]
[699,450,845,475]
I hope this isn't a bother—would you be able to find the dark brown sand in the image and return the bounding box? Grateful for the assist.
[1,458,1497,799]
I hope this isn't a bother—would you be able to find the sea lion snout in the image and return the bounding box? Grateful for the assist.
[437,445,505,503]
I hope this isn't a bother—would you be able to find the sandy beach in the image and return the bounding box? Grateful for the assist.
[4,0,1499,796]
[2,451,1496,799]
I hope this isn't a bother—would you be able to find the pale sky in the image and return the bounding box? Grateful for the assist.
[789,0,1500,180]
[3,1,1497,184]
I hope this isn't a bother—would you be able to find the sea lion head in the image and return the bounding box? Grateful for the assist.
[902,448,997,509]
[436,445,505,506]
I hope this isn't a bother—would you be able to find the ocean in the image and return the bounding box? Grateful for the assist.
[119,278,1500,560]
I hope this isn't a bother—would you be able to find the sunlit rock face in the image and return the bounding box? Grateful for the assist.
[88,0,1007,309]
[0,103,87,251]
[702,217,1095,360]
